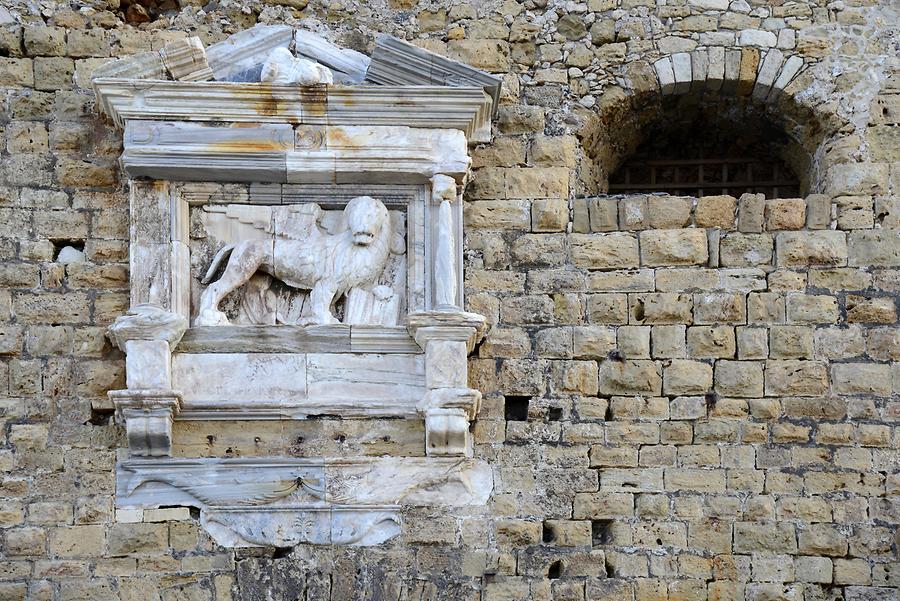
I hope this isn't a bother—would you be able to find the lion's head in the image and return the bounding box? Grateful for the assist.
[345,195,390,247]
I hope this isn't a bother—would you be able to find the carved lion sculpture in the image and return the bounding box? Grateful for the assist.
[196,196,393,327]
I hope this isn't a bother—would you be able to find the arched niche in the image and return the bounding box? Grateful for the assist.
[579,49,848,198]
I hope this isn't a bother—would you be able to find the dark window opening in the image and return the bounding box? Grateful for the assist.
[609,98,802,199]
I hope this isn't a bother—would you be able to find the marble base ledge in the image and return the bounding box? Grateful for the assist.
[117,456,492,547]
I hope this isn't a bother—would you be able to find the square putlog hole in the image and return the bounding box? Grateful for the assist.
[504,396,530,421]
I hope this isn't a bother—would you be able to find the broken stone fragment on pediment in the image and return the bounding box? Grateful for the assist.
[261,47,334,85]
[160,36,214,82]
[294,30,371,84]
[205,24,294,82]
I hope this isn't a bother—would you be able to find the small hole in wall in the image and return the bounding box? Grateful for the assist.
[86,406,114,426]
[547,407,563,421]
[547,560,562,579]
[591,520,613,546]
[272,547,293,560]
[542,522,555,543]
[504,397,530,421]
[632,299,645,322]
[51,239,85,264]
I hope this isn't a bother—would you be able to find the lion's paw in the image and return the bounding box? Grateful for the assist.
[195,309,230,327]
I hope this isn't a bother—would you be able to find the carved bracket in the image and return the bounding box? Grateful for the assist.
[107,304,187,456]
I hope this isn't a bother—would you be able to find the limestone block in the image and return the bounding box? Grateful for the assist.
[748,292,785,324]
[465,200,531,230]
[736,48,760,96]
[714,360,763,397]
[696,195,736,228]
[570,233,639,270]
[835,195,875,229]
[785,295,839,324]
[765,197,805,230]
[825,163,889,196]
[687,326,736,358]
[768,55,804,102]
[640,229,708,266]
[765,360,828,396]
[671,52,693,94]
[651,324,686,358]
[776,231,848,267]
[663,360,712,395]
[690,50,709,89]
[706,46,726,91]
[693,293,746,324]
[799,525,848,557]
[720,233,773,267]
[737,193,765,231]
[738,29,777,48]
[654,57,676,95]
[665,469,725,493]
[831,363,892,397]
[752,49,784,101]
[531,198,569,232]
[573,326,616,359]
[587,198,619,232]
[848,230,900,266]
[599,360,661,395]
[769,326,813,359]
[647,196,693,229]
[632,293,693,324]
[573,492,634,519]
[805,194,833,229]
[734,522,797,553]
[846,295,896,323]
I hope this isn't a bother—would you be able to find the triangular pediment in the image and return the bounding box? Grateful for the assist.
[91,25,500,142]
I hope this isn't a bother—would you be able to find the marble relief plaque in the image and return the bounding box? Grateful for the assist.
[189,199,408,327]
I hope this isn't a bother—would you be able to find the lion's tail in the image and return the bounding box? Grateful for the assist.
[202,244,235,284]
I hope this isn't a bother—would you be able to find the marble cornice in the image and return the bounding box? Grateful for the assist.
[92,78,493,143]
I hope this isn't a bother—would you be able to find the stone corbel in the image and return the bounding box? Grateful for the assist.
[409,311,488,457]
[107,304,188,457]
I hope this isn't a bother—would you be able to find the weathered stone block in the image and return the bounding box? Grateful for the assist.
[776,231,848,266]
[663,360,712,395]
[831,363,892,396]
[765,360,828,396]
[631,293,692,324]
[848,230,900,266]
[733,522,797,553]
[639,229,708,266]
[696,195,736,228]
[714,360,763,397]
[570,233,639,270]
[785,295,839,324]
[599,360,661,395]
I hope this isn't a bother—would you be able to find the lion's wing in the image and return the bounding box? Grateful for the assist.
[272,204,325,241]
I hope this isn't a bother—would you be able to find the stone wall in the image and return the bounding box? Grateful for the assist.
[0,0,898,600]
